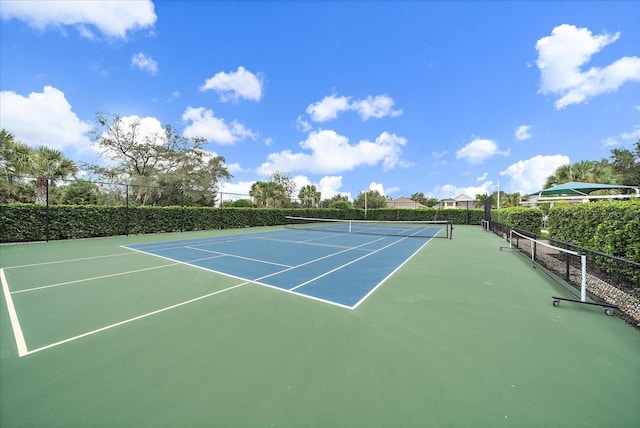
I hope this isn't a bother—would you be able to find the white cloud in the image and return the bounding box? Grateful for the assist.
[386,186,401,196]
[0,0,156,39]
[456,137,510,164]
[131,52,158,75]
[601,126,640,148]
[318,176,349,200]
[477,172,488,182]
[305,93,402,122]
[536,24,640,109]
[296,115,313,132]
[114,115,164,142]
[368,182,386,196]
[515,125,532,141]
[181,107,257,145]
[256,130,410,176]
[219,181,254,199]
[0,85,92,153]
[353,95,403,121]
[499,154,570,195]
[200,66,263,102]
[306,94,351,122]
[225,162,247,174]
[432,183,492,199]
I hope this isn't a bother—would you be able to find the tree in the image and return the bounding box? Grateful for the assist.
[90,112,231,205]
[270,171,296,204]
[544,159,617,189]
[410,192,438,207]
[475,193,489,207]
[250,180,286,207]
[27,147,78,204]
[610,140,640,185]
[410,192,427,205]
[329,200,352,210]
[0,129,34,202]
[221,199,253,208]
[1,129,31,175]
[353,190,387,209]
[320,194,350,208]
[59,179,100,205]
[501,192,521,208]
[298,184,321,207]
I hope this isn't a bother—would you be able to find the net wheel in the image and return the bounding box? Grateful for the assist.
[552,299,559,307]
[604,308,615,316]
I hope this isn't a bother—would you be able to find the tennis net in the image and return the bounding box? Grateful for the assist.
[284,216,452,239]
[507,229,587,301]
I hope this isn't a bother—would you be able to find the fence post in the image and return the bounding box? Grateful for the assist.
[45,178,50,242]
[125,184,129,236]
[181,189,185,233]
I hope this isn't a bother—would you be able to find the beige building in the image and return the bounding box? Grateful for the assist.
[436,194,475,209]
[385,197,426,209]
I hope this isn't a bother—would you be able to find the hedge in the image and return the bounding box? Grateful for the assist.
[491,207,543,234]
[0,204,483,243]
[548,200,640,263]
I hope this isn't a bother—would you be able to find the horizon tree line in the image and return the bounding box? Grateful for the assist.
[1,119,638,207]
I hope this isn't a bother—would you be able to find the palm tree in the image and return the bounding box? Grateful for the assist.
[544,164,572,188]
[545,160,618,189]
[298,184,321,208]
[250,181,269,207]
[264,181,285,207]
[501,192,521,207]
[28,147,78,204]
[0,129,31,175]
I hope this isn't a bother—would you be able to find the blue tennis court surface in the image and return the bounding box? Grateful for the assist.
[124,228,433,309]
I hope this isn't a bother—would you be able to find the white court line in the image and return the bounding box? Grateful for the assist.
[11,263,181,295]
[289,236,410,291]
[1,252,137,270]
[126,235,386,308]
[242,236,385,283]
[184,246,293,268]
[22,282,249,357]
[123,233,276,252]
[256,234,370,250]
[351,237,432,309]
[1,268,29,357]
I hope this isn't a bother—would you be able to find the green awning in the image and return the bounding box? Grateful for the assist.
[536,181,639,196]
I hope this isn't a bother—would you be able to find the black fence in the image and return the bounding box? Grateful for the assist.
[486,220,640,327]
[0,174,254,207]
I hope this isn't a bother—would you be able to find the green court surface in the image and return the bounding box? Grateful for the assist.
[1,225,639,427]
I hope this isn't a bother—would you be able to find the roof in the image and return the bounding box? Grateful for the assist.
[453,194,474,201]
[535,181,639,196]
[386,196,425,208]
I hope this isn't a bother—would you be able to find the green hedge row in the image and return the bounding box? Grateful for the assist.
[549,200,640,263]
[0,204,484,243]
[491,207,543,234]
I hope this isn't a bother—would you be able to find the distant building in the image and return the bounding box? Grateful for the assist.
[435,194,475,209]
[385,196,426,209]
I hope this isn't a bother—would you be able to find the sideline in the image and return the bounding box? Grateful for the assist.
[18,281,250,357]
[1,268,29,357]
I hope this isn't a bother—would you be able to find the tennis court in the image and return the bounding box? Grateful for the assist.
[1,224,639,427]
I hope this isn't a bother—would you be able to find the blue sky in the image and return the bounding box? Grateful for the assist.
[1,1,639,202]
